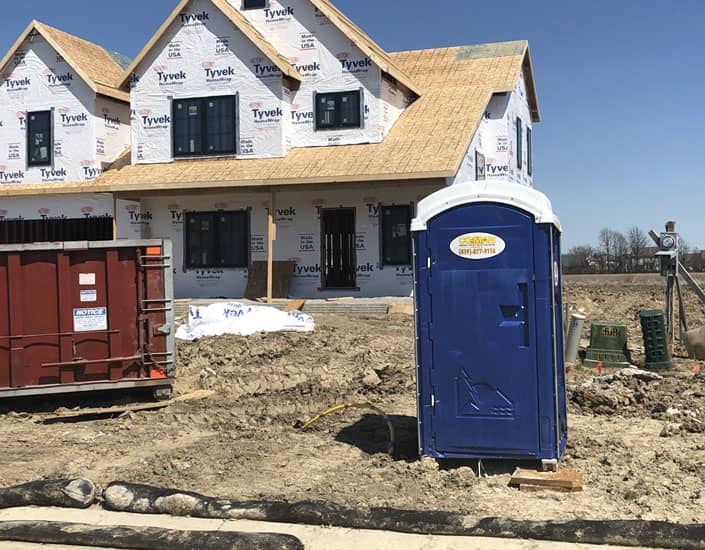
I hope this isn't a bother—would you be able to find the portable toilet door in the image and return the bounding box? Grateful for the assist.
[412,180,567,465]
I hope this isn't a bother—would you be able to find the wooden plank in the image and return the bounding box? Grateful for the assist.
[510,468,583,492]
[37,390,214,423]
[267,191,276,304]
[245,261,295,301]
[283,300,305,312]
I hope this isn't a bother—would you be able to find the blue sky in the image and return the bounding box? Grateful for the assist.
[3,0,703,249]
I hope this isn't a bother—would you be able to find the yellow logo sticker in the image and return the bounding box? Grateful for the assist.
[450,232,506,260]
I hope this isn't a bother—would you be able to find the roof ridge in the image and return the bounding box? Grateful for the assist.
[389,39,529,57]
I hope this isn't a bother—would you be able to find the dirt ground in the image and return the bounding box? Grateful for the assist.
[0,274,704,525]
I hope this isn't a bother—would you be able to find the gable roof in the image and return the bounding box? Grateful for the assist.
[0,20,129,102]
[0,40,538,198]
[309,0,421,97]
[118,0,302,89]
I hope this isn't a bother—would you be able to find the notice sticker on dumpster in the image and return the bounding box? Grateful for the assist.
[73,307,107,332]
[80,289,97,303]
[450,232,506,260]
[79,273,96,286]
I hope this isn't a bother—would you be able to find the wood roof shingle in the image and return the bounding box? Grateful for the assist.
[0,20,129,102]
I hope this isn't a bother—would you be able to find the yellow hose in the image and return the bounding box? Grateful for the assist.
[301,402,396,455]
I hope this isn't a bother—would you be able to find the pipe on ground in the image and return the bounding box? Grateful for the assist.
[0,521,304,550]
[0,479,96,509]
[104,482,705,550]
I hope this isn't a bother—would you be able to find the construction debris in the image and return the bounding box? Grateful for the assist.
[596,367,664,383]
[510,468,583,493]
[37,390,214,424]
[283,299,306,312]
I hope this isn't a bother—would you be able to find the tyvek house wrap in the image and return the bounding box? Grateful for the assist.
[130,0,401,164]
[131,181,440,299]
[94,96,131,175]
[0,194,113,221]
[234,0,384,149]
[449,70,534,187]
[0,34,105,184]
[130,0,287,163]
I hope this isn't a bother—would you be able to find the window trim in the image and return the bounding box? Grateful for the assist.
[184,209,250,269]
[475,150,486,181]
[379,203,413,267]
[172,95,238,159]
[314,90,363,131]
[27,110,53,168]
[516,116,523,171]
[527,127,532,176]
[242,0,267,9]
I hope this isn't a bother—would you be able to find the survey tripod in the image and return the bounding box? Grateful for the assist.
[650,221,705,346]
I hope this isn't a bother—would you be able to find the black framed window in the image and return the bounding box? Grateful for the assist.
[27,111,52,167]
[527,127,532,176]
[516,116,523,170]
[380,205,412,266]
[315,90,361,130]
[173,96,236,157]
[185,210,249,268]
[243,0,266,8]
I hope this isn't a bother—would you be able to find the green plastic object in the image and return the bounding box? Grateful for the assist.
[640,310,671,370]
[584,322,631,367]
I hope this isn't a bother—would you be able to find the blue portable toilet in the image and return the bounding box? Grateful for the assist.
[411,180,567,466]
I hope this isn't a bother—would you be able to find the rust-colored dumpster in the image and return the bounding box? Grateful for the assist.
[0,239,175,399]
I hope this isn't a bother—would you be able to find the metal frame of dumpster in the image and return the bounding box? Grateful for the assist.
[411,180,567,464]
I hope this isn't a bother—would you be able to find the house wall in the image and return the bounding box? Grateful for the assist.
[233,0,385,148]
[506,69,533,186]
[128,0,405,164]
[0,193,113,221]
[94,97,131,174]
[129,0,286,164]
[0,34,128,184]
[116,182,441,299]
[447,70,534,187]
[380,76,412,138]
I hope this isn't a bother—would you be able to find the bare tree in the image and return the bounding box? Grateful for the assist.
[597,228,613,273]
[627,226,649,272]
[597,228,628,273]
[613,232,629,273]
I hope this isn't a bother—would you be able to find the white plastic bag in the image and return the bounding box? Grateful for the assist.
[176,302,315,341]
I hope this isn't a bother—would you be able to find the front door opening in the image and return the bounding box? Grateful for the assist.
[321,208,356,289]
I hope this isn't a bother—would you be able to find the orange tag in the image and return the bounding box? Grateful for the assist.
[146,246,162,256]
[150,368,166,379]
[693,365,701,374]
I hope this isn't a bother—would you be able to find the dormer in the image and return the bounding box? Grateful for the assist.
[0,21,130,184]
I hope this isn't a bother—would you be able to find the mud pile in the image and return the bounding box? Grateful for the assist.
[174,315,416,422]
[569,368,705,434]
